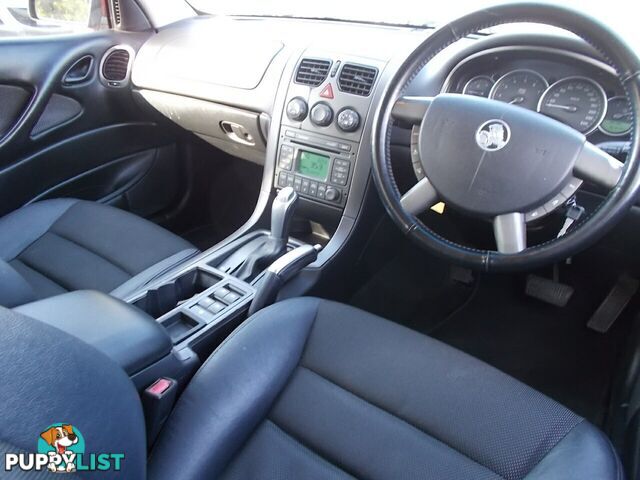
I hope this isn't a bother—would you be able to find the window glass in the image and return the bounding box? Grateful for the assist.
[0,0,109,37]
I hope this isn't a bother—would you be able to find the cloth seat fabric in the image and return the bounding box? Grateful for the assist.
[0,198,198,307]
[148,297,623,480]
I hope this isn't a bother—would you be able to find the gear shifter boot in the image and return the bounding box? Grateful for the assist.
[224,187,299,282]
[232,236,288,281]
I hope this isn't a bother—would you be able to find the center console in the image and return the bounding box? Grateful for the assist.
[274,55,386,212]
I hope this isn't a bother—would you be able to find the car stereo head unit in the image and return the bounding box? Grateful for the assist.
[274,129,357,208]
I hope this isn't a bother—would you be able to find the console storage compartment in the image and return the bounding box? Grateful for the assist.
[133,268,222,318]
[160,312,204,344]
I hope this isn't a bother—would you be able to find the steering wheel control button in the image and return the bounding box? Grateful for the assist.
[525,205,548,222]
[475,119,511,151]
[561,178,583,198]
[337,108,360,132]
[278,145,294,170]
[544,195,566,213]
[310,102,334,127]
[286,97,308,122]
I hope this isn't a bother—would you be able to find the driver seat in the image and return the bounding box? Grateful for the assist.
[0,298,622,479]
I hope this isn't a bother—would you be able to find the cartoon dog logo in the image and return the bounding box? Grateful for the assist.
[40,425,78,472]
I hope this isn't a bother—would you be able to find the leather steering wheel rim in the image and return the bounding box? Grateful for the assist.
[371,2,640,272]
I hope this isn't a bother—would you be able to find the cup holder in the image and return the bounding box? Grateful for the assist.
[133,268,222,318]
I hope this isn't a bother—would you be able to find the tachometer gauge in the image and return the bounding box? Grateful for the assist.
[537,77,607,134]
[599,96,633,136]
[463,75,494,97]
[489,69,548,110]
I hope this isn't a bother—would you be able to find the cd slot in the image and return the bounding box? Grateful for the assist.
[290,139,341,155]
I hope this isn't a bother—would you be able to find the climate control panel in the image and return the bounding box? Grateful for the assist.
[274,129,357,208]
[286,97,361,133]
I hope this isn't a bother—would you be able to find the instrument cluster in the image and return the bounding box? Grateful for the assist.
[448,48,634,138]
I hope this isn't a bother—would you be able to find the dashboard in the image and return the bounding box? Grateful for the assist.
[131,16,636,245]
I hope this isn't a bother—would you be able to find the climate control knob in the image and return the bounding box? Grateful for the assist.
[325,187,340,202]
[310,102,334,127]
[286,97,308,122]
[337,108,360,132]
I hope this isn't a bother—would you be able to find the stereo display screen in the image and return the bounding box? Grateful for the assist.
[297,150,330,180]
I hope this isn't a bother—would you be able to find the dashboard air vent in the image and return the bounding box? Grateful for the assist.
[295,58,331,86]
[112,0,121,25]
[102,48,130,81]
[338,63,378,96]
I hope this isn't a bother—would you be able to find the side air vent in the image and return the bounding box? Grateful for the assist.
[100,45,134,87]
[112,0,121,25]
[102,49,129,81]
[295,58,331,87]
[338,63,378,96]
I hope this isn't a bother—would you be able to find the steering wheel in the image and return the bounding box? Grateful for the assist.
[372,3,640,272]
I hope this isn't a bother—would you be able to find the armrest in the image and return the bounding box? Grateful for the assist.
[14,290,172,375]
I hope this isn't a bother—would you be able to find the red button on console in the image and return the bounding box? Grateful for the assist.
[146,378,173,396]
[319,83,334,99]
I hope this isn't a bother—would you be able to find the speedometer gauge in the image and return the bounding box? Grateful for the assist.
[537,77,607,134]
[463,75,494,97]
[599,96,633,136]
[489,69,548,110]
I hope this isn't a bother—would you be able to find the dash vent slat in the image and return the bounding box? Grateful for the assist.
[295,58,331,87]
[338,63,378,96]
[102,49,130,81]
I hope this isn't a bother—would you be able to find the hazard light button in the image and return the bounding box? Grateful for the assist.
[319,83,334,99]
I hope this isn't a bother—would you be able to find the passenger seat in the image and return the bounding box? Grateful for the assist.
[0,199,198,307]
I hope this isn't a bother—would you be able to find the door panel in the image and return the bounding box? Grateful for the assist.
[0,30,184,217]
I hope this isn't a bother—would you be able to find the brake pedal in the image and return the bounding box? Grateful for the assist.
[525,274,574,307]
[587,275,639,333]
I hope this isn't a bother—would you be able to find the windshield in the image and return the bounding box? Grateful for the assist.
[189,0,637,50]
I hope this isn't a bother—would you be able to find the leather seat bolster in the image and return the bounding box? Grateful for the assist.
[0,199,199,307]
[148,298,322,480]
[0,260,35,308]
[523,421,624,480]
[0,198,77,262]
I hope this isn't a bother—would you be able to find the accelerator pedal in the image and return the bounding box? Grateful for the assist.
[587,275,639,333]
[525,273,574,307]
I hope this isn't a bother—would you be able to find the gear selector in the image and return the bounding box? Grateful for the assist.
[218,187,299,282]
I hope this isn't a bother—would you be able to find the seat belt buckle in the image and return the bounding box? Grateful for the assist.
[142,378,178,446]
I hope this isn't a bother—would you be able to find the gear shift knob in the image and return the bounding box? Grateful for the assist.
[270,187,298,242]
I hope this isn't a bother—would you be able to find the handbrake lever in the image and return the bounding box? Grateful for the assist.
[248,244,321,316]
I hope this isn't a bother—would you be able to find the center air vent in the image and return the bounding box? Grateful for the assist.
[100,45,134,87]
[338,63,378,96]
[295,58,331,87]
